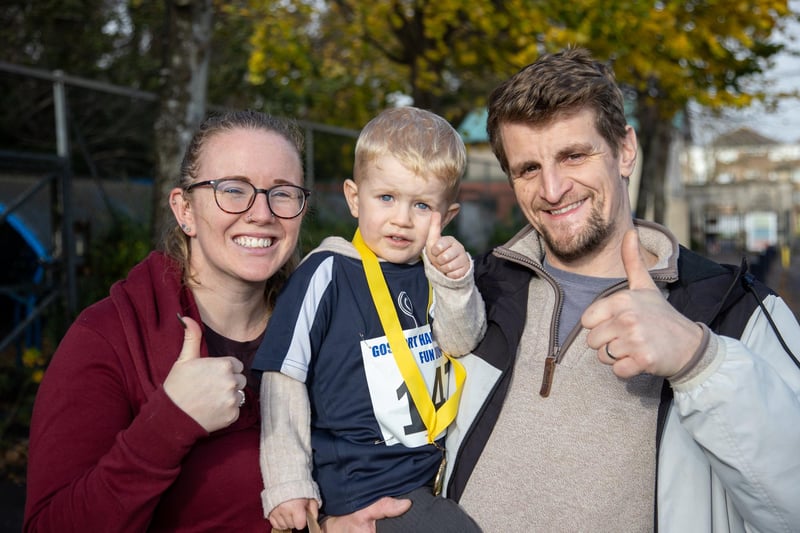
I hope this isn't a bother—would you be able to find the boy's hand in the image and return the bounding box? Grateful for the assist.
[269,498,319,531]
[426,211,470,279]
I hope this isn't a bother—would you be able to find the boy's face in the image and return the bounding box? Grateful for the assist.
[344,155,459,264]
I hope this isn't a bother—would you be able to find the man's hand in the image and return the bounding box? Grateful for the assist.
[321,497,412,533]
[581,229,703,378]
[426,211,470,279]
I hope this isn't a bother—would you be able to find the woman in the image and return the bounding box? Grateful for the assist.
[24,110,309,532]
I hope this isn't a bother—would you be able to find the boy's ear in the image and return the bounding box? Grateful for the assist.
[441,202,460,228]
[343,179,359,218]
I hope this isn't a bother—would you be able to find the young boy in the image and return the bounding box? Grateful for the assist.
[252,106,485,532]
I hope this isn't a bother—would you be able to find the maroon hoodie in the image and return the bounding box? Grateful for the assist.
[24,252,269,532]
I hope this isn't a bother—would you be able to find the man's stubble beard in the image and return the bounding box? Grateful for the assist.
[538,199,614,264]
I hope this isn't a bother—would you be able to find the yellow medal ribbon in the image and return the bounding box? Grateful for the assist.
[352,229,466,444]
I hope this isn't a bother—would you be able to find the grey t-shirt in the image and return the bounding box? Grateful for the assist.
[543,256,624,346]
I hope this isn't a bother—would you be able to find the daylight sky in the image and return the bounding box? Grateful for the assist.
[693,3,800,145]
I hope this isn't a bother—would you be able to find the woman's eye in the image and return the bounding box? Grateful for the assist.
[218,179,251,195]
[271,189,292,199]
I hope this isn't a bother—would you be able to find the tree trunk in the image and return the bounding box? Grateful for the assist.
[634,99,674,224]
[151,0,212,245]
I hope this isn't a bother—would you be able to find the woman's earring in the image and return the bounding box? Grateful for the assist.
[181,223,191,234]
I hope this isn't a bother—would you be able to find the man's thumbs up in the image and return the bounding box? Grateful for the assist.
[621,229,658,292]
[582,228,704,378]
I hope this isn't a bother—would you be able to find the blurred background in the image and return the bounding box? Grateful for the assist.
[2,1,800,529]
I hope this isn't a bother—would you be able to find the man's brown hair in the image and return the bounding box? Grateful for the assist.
[487,47,628,175]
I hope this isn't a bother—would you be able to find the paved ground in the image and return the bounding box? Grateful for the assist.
[709,248,800,322]
[765,257,800,322]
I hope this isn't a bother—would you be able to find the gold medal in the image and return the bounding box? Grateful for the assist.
[432,441,447,496]
[433,453,447,496]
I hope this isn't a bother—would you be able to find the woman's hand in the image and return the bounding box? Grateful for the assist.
[163,316,247,432]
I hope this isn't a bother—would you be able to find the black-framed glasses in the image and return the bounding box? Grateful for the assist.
[185,177,310,219]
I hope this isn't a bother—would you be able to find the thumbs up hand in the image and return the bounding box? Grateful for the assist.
[425,211,470,279]
[581,229,703,378]
[163,314,247,432]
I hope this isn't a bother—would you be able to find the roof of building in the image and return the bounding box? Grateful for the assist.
[713,127,780,147]
[458,108,489,144]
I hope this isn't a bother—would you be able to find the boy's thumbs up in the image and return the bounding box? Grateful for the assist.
[424,211,470,279]
[426,211,443,254]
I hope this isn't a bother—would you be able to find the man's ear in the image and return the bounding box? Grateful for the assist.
[441,202,460,228]
[343,179,359,218]
[619,126,638,178]
[169,188,195,235]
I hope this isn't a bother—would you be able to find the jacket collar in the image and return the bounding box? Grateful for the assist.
[302,235,361,262]
[495,218,680,285]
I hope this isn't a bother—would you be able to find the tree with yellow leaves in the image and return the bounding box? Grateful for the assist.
[536,0,794,221]
[245,0,795,223]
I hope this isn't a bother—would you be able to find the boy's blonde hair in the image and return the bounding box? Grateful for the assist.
[353,106,466,202]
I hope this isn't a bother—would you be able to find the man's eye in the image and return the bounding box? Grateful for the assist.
[566,153,587,163]
[516,165,539,179]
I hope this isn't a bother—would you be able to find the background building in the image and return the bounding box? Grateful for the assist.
[681,128,800,256]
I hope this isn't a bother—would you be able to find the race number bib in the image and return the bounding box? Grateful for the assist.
[360,324,450,447]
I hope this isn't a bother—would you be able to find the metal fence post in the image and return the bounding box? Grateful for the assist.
[53,70,78,317]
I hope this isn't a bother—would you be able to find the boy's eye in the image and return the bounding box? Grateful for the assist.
[414,202,431,211]
[379,194,393,202]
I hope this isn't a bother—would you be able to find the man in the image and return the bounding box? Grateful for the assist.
[438,47,800,532]
[321,48,800,532]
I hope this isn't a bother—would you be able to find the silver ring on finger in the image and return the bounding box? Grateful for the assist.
[605,344,618,361]
[237,389,246,407]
